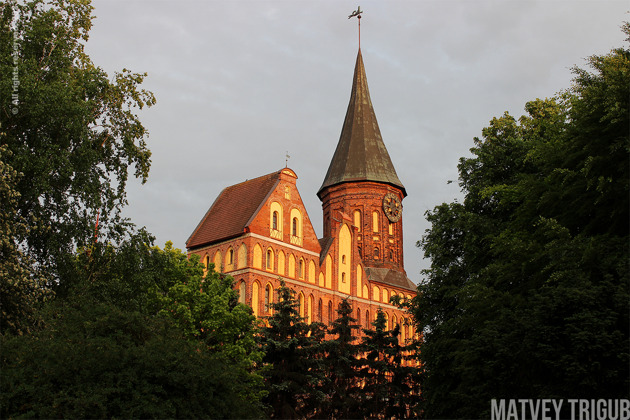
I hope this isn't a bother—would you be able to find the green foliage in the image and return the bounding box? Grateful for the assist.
[319,298,362,419]
[258,281,326,419]
[413,26,630,419]
[358,310,421,419]
[1,235,265,419]
[0,145,53,335]
[0,0,155,280]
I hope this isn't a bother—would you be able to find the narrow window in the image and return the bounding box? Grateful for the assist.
[272,211,278,230]
[353,209,362,232]
[374,247,380,259]
[372,211,379,233]
[328,301,333,324]
[341,272,346,283]
[238,281,246,304]
[292,217,298,236]
[266,250,273,269]
[228,249,234,265]
[318,299,323,322]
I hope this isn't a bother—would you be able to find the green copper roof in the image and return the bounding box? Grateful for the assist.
[318,49,406,198]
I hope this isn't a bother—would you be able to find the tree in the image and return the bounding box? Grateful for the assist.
[412,24,629,419]
[0,145,52,335]
[0,0,155,282]
[258,281,326,419]
[319,298,362,419]
[1,235,265,419]
[358,309,420,419]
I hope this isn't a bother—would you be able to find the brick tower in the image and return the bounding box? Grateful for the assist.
[318,48,409,285]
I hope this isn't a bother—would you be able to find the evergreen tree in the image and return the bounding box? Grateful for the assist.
[358,309,420,419]
[319,298,362,419]
[259,281,326,419]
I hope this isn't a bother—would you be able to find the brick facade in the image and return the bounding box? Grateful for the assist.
[186,48,417,342]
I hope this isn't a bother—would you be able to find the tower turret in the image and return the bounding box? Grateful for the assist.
[319,49,407,275]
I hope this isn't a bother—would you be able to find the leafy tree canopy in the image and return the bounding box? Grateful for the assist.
[0,0,155,282]
[412,23,629,419]
[1,235,265,419]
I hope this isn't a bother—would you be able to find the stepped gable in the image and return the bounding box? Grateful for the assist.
[186,171,281,249]
[318,49,406,198]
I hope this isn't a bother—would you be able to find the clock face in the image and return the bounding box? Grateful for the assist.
[383,193,402,223]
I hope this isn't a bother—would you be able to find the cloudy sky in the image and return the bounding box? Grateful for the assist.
[86,0,627,284]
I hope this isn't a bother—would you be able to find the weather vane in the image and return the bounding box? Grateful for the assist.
[285,151,290,168]
[348,6,363,48]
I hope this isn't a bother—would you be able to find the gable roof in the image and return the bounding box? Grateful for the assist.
[186,171,281,249]
[318,49,406,198]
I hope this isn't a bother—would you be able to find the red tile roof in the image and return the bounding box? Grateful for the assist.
[186,171,281,249]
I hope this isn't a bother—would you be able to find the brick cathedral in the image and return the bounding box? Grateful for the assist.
[186,49,416,338]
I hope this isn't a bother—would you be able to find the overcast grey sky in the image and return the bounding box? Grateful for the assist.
[86,0,627,284]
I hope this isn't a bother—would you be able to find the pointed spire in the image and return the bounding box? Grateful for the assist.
[318,49,406,198]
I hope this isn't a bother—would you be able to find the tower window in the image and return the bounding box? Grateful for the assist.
[342,272,346,283]
[372,211,380,233]
[374,247,380,259]
[354,209,362,232]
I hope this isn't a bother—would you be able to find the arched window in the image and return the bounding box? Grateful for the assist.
[290,208,303,246]
[204,255,211,273]
[266,248,274,271]
[328,301,333,324]
[269,202,283,240]
[265,283,273,312]
[357,308,361,326]
[358,246,362,258]
[298,293,305,318]
[252,282,260,317]
[237,244,247,269]
[374,247,380,259]
[225,248,235,271]
[299,258,305,279]
[389,249,393,261]
[238,281,246,304]
[318,298,323,322]
[353,209,362,232]
[388,222,393,235]
[372,211,380,233]
[308,295,314,324]
[341,272,346,283]
[365,310,370,328]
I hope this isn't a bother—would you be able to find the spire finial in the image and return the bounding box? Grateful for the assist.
[285,151,290,168]
[348,6,363,48]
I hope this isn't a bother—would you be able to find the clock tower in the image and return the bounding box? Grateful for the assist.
[318,48,407,278]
